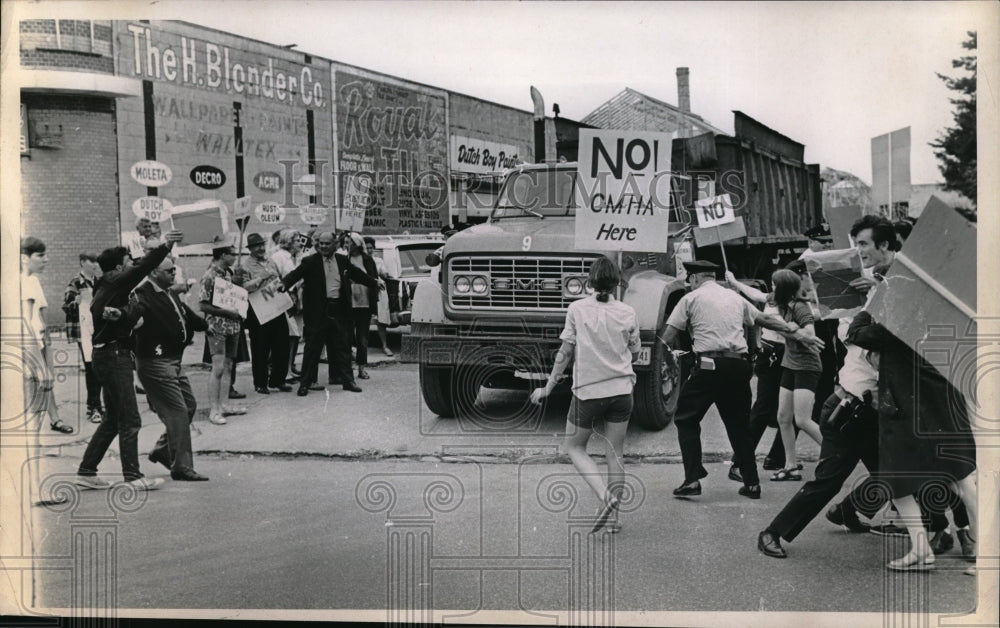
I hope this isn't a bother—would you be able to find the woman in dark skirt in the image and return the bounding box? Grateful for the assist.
[847,310,977,572]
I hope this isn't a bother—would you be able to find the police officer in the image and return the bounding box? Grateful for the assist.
[664,260,824,500]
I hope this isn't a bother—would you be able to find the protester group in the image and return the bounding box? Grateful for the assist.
[20,218,396,489]
[21,211,977,576]
[531,213,977,575]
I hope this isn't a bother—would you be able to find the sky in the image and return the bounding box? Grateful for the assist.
[9,0,994,184]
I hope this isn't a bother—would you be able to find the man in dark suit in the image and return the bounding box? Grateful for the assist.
[281,231,380,395]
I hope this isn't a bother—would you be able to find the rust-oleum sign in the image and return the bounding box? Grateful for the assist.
[191,165,226,190]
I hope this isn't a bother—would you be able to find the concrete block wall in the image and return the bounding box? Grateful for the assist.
[449,93,532,159]
[20,95,121,328]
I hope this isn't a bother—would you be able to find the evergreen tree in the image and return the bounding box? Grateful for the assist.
[930,32,976,206]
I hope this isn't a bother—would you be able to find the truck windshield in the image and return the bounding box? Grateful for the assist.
[491,168,577,219]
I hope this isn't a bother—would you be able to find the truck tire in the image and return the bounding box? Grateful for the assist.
[420,364,457,418]
[632,327,685,431]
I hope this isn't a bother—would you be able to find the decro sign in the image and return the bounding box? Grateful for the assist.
[574,130,673,252]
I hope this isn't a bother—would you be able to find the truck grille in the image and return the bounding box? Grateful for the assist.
[448,256,595,311]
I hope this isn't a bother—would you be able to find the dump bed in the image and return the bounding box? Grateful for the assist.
[672,111,822,245]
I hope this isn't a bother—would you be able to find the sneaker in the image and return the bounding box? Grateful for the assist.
[825,502,871,533]
[929,530,954,554]
[120,477,163,491]
[74,475,111,490]
[870,523,909,537]
[209,413,228,425]
[956,528,976,562]
[87,408,103,424]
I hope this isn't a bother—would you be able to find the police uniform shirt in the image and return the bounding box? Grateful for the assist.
[666,281,756,354]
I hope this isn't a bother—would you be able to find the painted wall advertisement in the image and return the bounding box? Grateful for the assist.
[333,67,449,234]
[115,21,332,246]
[450,135,520,176]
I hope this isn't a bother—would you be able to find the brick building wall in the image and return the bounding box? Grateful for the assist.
[20,95,121,328]
[20,19,115,74]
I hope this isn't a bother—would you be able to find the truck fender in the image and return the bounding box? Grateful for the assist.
[622,270,687,331]
[410,276,447,324]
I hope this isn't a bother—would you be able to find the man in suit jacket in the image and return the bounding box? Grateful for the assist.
[281,231,380,395]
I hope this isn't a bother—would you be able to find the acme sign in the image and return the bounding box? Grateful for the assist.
[125,24,326,108]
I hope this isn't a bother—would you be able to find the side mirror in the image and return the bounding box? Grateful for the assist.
[426,253,441,268]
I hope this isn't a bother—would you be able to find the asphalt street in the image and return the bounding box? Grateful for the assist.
[11,333,978,619]
[27,459,977,615]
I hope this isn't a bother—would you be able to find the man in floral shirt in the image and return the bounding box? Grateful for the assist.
[62,252,104,423]
[199,238,246,425]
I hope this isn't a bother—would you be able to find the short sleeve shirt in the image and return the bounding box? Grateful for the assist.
[199,263,241,336]
[779,300,822,372]
[560,295,641,400]
[21,273,47,345]
[666,281,756,354]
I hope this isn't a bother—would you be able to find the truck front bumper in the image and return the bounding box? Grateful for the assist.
[401,323,658,371]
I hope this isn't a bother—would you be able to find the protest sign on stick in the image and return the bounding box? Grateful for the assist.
[800,248,867,319]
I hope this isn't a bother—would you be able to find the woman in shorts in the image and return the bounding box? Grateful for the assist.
[530,257,640,533]
[771,269,823,481]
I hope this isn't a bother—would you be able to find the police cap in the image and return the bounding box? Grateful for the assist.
[682,260,721,277]
[803,223,832,241]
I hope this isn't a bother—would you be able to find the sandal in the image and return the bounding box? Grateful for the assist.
[50,420,74,434]
[591,494,620,534]
[887,551,935,572]
[770,468,802,482]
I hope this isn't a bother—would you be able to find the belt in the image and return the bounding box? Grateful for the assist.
[835,385,876,408]
[699,350,748,360]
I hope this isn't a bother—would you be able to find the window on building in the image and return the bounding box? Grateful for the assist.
[20,19,113,57]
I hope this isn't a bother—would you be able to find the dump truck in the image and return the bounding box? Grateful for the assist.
[401,112,822,430]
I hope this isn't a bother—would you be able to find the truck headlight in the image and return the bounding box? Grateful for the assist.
[564,277,585,296]
[454,276,471,294]
[471,276,489,295]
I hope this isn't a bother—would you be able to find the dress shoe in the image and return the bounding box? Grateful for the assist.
[672,480,701,497]
[255,386,270,395]
[870,523,909,537]
[825,502,871,533]
[956,528,976,562]
[297,386,309,397]
[343,382,363,393]
[739,484,761,499]
[228,388,246,399]
[757,530,787,558]
[270,384,294,392]
[171,469,209,481]
[929,530,954,554]
[728,465,743,483]
[148,449,172,470]
[762,457,784,471]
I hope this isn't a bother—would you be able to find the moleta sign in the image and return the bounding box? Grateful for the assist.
[574,130,673,252]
